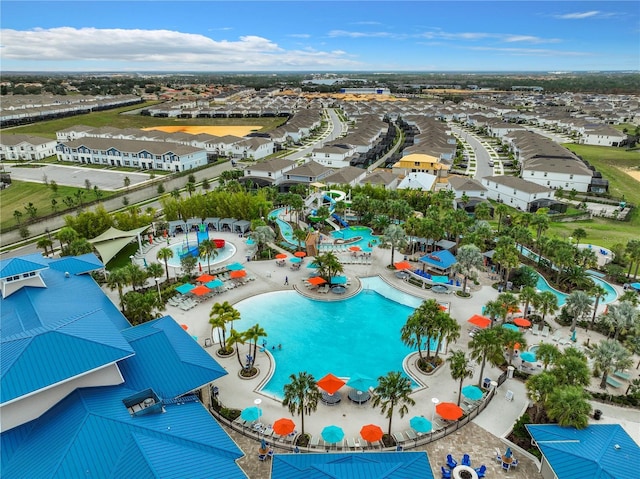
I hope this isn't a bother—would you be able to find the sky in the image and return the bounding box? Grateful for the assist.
[1,1,639,72]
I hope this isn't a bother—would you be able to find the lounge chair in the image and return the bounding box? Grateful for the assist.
[613,370,631,381]
[531,326,539,336]
[392,431,405,444]
[558,337,571,345]
[551,331,563,342]
[346,437,358,449]
[541,326,550,337]
[310,435,321,447]
[405,429,417,440]
[606,376,622,388]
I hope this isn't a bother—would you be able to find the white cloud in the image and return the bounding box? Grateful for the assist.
[554,11,602,20]
[469,46,590,57]
[0,27,362,70]
[327,30,403,39]
[288,33,311,38]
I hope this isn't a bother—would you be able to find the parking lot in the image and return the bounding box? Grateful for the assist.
[3,163,150,191]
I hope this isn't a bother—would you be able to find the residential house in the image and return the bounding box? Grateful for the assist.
[0,134,58,161]
[482,175,555,212]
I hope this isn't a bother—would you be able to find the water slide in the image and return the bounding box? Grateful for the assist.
[324,192,349,227]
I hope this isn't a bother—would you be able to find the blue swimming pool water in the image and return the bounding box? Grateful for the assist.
[165,237,236,268]
[232,276,430,399]
[535,272,617,306]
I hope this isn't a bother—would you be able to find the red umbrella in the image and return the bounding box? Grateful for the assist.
[394,261,412,270]
[273,418,296,436]
[360,424,384,442]
[317,373,345,395]
[275,253,288,259]
[191,284,211,296]
[197,273,215,283]
[439,304,448,311]
[467,314,491,329]
[294,251,307,258]
[436,402,464,421]
[230,270,247,279]
[348,246,361,252]
[513,317,531,327]
[307,276,327,286]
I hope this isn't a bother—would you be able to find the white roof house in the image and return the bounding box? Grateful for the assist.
[482,175,555,212]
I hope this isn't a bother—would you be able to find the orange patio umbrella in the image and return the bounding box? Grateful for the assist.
[513,317,531,327]
[317,373,345,395]
[181,324,189,330]
[294,251,307,258]
[348,245,361,252]
[439,304,448,311]
[307,276,327,286]
[394,261,412,270]
[467,314,491,329]
[436,402,464,421]
[196,273,215,283]
[360,424,384,442]
[272,418,296,436]
[230,270,247,279]
[275,253,288,259]
[191,284,211,296]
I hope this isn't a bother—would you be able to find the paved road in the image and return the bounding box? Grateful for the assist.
[450,126,494,179]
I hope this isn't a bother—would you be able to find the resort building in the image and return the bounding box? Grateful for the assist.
[0,134,58,161]
[392,153,450,184]
[482,175,555,212]
[240,157,297,188]
[0,253,245,477]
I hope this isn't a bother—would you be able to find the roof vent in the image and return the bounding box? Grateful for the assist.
[64,272,70,278]
[614,444,621,450]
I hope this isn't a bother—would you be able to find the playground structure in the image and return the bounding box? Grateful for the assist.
[174,224,226,261]
[306,189,350,230]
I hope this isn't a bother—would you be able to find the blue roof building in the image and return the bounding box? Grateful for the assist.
[1,254,247,478]
[526,424,640,479]
[271,451,434,479]
[419,249,457,273]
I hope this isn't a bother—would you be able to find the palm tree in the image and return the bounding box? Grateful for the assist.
[250,225,276,258]
[36,236,53,257]
[493,242,519,289]
[282,372,322,437]
[382,224,407,266]
[401,299,444,363]
[602,301,638,340]
[564,290,594,332]
[106,267,129,313]
[433,313,460,361]
[588,284,608,329]
[535,291,559,324]
[497,292,519,322]
[519,286,538,319]
[56,226,78,254]
[314,251,344,283]
[494,203,509,233]
[245,323,267,369]
[146,262,164,282]
[483,300,507,327]
[468,328,503,387]
[448,350,474,406]
[553,348,591,387]
[198,239,218,274]
[292,228,307,252]
[452,244,484,294]
[625,239,640,279]
[209,301,240,353]
[123,263,147,292]
[546,385,591,429]
[536,343,560,370]
[496,328,526,366]
[525,371,556,422]
[226,329,247,370]
[372,371,416,436]
[156,247,174,282]
[590,339,633,389]
[571,228,587,246]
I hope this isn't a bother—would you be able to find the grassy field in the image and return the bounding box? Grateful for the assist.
[544,218,637,249]
[2,102,288,140]
[0,180,114,231]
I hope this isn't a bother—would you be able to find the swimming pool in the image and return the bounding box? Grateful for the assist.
[535,272,617,306]
[330,226,379,250]
[165,236,236,268]
[232,276,429,399]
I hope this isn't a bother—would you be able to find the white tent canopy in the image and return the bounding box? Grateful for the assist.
[88,225,150,265]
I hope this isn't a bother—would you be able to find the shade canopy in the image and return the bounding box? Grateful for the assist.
[348,246,361,252]
[461,385,484,401]
[307,276,327,286]
[190,284,211,296]
[346,374,376,392]
[275,253,288,259]
[307,262,320,269]
[240,406,262,422]
[88,224,151,265]
[502,323,520,332]
[196,273,215,283]
[294,251,307,258]
[317,373,345,394]
[431,275,449,283]
[321,425,345,444]
[630,282,640,291]
[272,418,296,436]
[175,283,195,294]
[230,270,247,279]
[513,317,531,327]
[289,257,302,264]
[330,275,347,285]
[467,314,491,329]
[226,262,244,271]
[360,424,384,442]
[520,351,537,363]
[205,279,224,289]
[394,261,412,270]
[436,402,464,421]
[410,416,432,433]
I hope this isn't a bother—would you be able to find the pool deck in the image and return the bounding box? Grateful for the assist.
[102,229,639,479]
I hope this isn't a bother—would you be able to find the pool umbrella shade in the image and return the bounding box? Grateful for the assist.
[190,284,211,296]
[307,276,327,286]
[273,418,295,436]
[275,253,288,259]
[360,424,384,443]
[630,282,640,291]
[307,262,320,269]
[394,261,412,270]
[205,279,224,289]
[330,275,347,285]
[349,246,361,252]
[520,351,537,362]
[294,251,307,258]
[196,273,215,283]
[289,257,302,264]
[461,385,483,401]
[176,283,195,294]
[230,270,247,279]
[226,262,244,271]
[513,317,531,327]
[317,373,346,394]
[502,323,520,332]
[240,406,262,422]
[181,324,189,331]
[436,402,464,421]
[321,425,345,444]
[347,374,376,392]
[410,416,432,433]
[467,314,491,329]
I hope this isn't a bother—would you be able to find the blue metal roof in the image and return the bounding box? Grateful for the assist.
[119,317,228,399]
[271,451,433,479]
[48,252,103,275]
[527,424,640,479]
[419,250,457,269]
[1,386,246,478]
[0,257,48,279]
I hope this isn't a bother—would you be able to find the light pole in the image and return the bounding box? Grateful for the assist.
[154,277,162,303]
[431,397,439,423]
[129,255,135,264]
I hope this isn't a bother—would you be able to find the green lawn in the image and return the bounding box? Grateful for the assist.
[544,218,637,249]
[4,102,288,139]
[0,180,113,231]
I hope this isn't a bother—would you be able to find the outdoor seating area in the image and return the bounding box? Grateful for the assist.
[495,447,518,471]
[441,453,486,479]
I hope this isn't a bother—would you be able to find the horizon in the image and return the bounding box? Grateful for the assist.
[1,1,638,72]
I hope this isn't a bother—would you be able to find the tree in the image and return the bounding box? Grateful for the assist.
[602,301,638,340]
[572,228,587,246]
[146,262,164,282]
[313,251,344,284]
[372,371,415,436]
[468,328,503,387]
[535,291,559,324]
[56,226,78,254]
[588,284,608,329]
[250,225,276,258]
[292,228,307,252]
[625,239,640,279]
[201,178,211,190]
[473,202,491,220]
[494,203,509,233]
[526,371,557,422]
[122,196,130,206]
[156,247,174,282]
[493,241,519,289]
[536,343,560,370]
[519,286,538,319]
[245,323,267,370]
[590,339,633,389]
[157,183,166,194]
[546,385,591,429]
[483,299,507,327]
[93,185,103,201]
[49,180,58,194]
[497,292,519,322]
[51,198,58,213]
[209,301,240,353]
[180,255,197,278]
[452,244,484,294]
[401,299,444,364]
[122,290,160,325]
[13,210,23,225]
[106,267,129,313]
[497,328,526,365]
[553,348,591,387]
[185,181,196,197]
[67,238,93,256]
[564,291,594,332]
[226,329,247,370]
[19,225,30,239]
[282,372,322,437]
[382,224,407,267]
[448,350,474,406]
[24,202,38,220]
[36,236,53,257]
[123,176,131,189]
[123,263,147,292]
[198,239,218,274]
[433,313,460,361]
